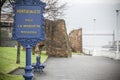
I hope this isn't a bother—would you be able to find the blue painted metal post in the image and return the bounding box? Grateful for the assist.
[37,56,41,64]
[23,45,33,80]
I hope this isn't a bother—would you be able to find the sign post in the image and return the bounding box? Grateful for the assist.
[12,0,46,80]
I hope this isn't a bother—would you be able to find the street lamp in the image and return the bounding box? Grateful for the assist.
[115,10,120,59]
[93,18,96,56]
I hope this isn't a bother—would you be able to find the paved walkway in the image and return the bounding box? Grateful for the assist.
[34,55,120,80]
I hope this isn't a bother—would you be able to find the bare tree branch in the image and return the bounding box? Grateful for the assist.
[1,0,67,20]
[0,0,6,7]
[42,0,67,20]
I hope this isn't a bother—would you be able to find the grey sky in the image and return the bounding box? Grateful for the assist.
[62,0,120,34]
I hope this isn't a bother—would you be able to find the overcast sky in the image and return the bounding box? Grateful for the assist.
[62,0,120,34]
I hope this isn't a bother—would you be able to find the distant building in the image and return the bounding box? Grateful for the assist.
[1,14,13,27]
[0,14,16,47]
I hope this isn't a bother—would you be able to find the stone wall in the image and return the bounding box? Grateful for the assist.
[35,19,72,57]
[69,28,83,53]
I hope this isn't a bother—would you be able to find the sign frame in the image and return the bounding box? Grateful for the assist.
[12,5,45,47]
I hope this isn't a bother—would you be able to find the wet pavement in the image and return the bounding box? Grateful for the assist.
[11,55,120,80]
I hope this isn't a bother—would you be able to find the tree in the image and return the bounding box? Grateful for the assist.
[16,42,20,64]
[0,0,6,46]
[1,0,21,64]
[42,0,67,20]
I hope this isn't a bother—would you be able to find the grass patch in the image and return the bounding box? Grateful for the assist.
[0,73,24,80]
[0,47,48,80]
[72,52,83,55]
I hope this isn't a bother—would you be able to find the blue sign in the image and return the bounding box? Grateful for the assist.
[12,1,46,80]
[13,5,45,39]
[12,5,45,47]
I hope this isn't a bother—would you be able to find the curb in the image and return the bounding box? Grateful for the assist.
[8,67,24,74]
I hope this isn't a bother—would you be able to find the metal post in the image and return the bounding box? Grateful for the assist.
[93,19,96,56]
[115,10,120,59]
[113,30,115,46]
[23,45,34,80]
[116,10,119,53]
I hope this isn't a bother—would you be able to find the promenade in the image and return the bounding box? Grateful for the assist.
[34,55,120,80]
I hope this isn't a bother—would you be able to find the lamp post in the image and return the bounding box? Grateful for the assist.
[93,18,96,56]
[115,10,120,59]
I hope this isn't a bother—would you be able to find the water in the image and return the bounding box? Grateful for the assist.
[83,34,114,50]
